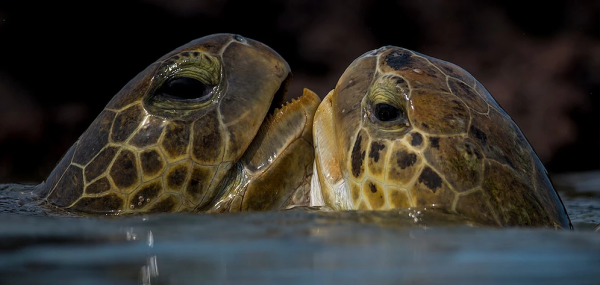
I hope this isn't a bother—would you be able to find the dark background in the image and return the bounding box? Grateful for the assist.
[0,0,599,183]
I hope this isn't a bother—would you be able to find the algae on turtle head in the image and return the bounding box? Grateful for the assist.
[35,34,320,214]
[311,46,572,229]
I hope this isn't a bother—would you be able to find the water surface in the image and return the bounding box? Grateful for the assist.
[0,173,598,285]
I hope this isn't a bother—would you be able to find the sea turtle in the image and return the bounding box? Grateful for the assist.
[14,34,319,214]
[310,46,572,228]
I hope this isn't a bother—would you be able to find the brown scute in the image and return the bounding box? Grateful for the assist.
[424,136,484,191]
[84,146,119,183]
[131,180,162,209]
[40,144,76,197]
[72,110,116,165]
[384,49,414,71]
[166,163,190,191]
[109,150,139,191]
[350,132,366,178]
[70,193,124,213]
[185,165,215,202]
[387,144,421,186]
[129,115,166,148]
[192,113,223,164]
[409,89,469,135]
[149,195,179,212]
[140,149,165,178]
[47,165,85,207]
[418,166,443,193]
[161,121,191,160]
[110,104,145,143]
[482,161,552,226]
[455,190,500,226]
[448,77,489,113]
[364,180,385,209]
[85,177,112,195]
[410,132,423,147]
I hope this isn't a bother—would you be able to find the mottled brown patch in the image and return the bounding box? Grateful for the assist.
[379,49,451,92]
[410,167,455,208]
[469,109,533,177]
[396,150,417,169]
[369,141,386,162]
[111,104,144,143]
[350,131,367,178]
[367,140,388,177]
[129,115,166,148]
[455,190,500,226]
[109,150,139,192]
[72,110,116,165]
[47,165,84,207]
[161,121,190,160]
[427,56,476,86]
[448,78,489,113]
[418,166,443,193]
[410,132,423,147]
[166,162,190,192]
[70,193,124,213]
[192,113,223,164]
[387,143,422,186]
[363,180,385,209]
[185,165,215,203]
[148,195,179,212]
[482,161,552,226]
[85,177,112,195]
[139,149,165,179]
[424,136,484,191]
[130,180,162,210]
[409,89,469,135]
[84,146,119,183]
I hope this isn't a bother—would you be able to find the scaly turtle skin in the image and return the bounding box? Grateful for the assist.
[34,34,320,214]
[311,46,571,228]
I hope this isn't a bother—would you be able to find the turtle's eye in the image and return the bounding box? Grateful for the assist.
[155,77,213,101]
[374,103,401,122]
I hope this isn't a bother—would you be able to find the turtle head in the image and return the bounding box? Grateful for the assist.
[312,46,571,228]
[40,34,294,213]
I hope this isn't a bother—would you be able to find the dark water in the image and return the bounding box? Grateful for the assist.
[0,173,599,285]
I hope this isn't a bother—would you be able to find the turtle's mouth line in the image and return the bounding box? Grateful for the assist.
[267,73,293,116]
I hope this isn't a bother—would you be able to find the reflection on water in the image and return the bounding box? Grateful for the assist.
[0,173,599,285]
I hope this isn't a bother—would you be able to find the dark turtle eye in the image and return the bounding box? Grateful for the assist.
[155,77,213,101]
[374,103,401,122]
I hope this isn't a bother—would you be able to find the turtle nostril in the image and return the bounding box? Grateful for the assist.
[233,35,247,43]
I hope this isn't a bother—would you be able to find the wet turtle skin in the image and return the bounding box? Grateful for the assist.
[35,34,317,214]
[312,46,572,228]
